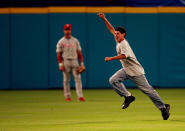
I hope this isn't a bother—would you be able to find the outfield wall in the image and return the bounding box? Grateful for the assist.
[0,7,185,89]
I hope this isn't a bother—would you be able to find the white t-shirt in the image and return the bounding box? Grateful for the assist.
[116,39,145,76]
[56,36,81,59]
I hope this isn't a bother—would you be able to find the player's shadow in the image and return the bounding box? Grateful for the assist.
[61,121,115,125]
[170,119,185,122]
[142,119,185,122]
[142,120,159,122]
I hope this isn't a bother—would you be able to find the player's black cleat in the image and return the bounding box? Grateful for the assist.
[122,95,135,109]
[160,104,170,120]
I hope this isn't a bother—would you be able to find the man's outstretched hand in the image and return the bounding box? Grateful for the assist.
[98,12,105,20]
[105,57,112,62]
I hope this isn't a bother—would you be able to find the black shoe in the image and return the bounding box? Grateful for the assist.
[122,95,135,109]
[160,104,170,120]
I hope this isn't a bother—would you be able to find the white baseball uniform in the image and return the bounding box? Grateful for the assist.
[56,36,83,98]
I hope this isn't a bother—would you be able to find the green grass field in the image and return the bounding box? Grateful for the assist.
[0,89,185,131]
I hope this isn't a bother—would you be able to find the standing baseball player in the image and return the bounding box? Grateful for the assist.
[98,13,170,120]
[56,24,86,102]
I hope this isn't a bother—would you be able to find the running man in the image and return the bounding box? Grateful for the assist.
[56,24,85,102]
[98,13,170,120]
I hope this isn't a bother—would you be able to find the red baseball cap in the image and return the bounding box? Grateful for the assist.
[64,24,72,30]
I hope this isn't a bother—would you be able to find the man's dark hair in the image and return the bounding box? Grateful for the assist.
[115,26,126,36]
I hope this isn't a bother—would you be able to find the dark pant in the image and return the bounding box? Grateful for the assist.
[109,68,165,109]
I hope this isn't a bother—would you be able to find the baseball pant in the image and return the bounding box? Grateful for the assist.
[109,68,165,109]
[63,59,83,98]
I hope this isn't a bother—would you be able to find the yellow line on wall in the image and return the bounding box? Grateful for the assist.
[0,7,185,14]
[0,8,10,14]
[49,7,86,13]
[87,7,125,13]
[158,7,185,13]
[126,7,158,13]
[49,7,126,13]
[11,8,48,14]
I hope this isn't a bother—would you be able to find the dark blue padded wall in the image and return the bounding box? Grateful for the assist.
[11,14,49,89]
[159,14,185,87]
[0,10,185,89]
[49,13,87,88]
[0,14,10,89]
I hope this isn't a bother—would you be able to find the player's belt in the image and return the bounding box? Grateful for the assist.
[64,58,76,61]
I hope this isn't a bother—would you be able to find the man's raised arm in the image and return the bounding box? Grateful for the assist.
[98,13,115,35]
